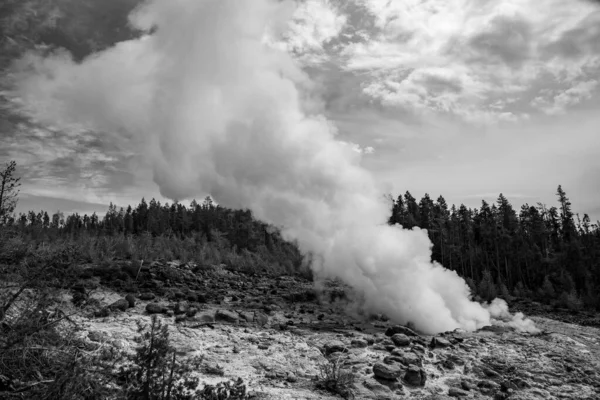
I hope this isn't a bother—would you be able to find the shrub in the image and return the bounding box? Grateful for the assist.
[315,357,356,399]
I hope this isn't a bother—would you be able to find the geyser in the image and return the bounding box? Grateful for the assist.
[8,0,535,334]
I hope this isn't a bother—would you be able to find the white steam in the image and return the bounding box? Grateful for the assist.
[8,0,534,334]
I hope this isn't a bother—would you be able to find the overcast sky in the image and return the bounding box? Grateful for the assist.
[5,0,600,220]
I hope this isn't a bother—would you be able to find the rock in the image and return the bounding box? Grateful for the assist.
[391,333,411,347]
[146,303,168,314]
[385,325,419,337]
[125,294,136,308]
[449,388,468,397]
[255,311,269,326]
[186,307,198,317]
[403,365,427,386]
[88,331,107,342]
[139,293,155,300]
[109,299,129,312]
[373,362,402,380]
[239,311,255,322]
[351,339,368,348]
[430,336,452,348]
[324,340,348,355]
[483,367,501,378]
[94,308,110,318]
[390,350,422,367]
[215,309,239,323]
[193,311,215,323]
[174,301,189,315]
[286,373,297,383]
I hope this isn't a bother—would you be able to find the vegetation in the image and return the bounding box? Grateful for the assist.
[316,358,357,399]
[389,189,600,309]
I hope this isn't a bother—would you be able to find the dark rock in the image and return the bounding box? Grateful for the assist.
[139,293,156,300]
[109,299,129,312]
[324,340,348,355]
[373,362,402,380]
[125,294,136,308]
[351,339,368,348]
[174,301,189,315]
[483,368,501,378]
[94,308,111,318]
[391,333,411,347]
[390,350,422,367]
[430,336,452,348]
[88,331,107,342]
[146,303,168,314]
[215,309,239,323]
[403,365,427,386]
[255,312,269,326]
[186,307,198,317]
[385,325,419,337]
[449,388,468,397]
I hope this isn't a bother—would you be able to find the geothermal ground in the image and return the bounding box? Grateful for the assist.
[8,260,597,400]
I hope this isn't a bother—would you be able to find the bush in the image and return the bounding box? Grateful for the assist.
[315,358,356,399]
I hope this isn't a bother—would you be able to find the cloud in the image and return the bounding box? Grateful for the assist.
[532,80,598,115]
[331,0,600,122]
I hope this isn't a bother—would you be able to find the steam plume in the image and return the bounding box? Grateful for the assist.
[8,0,535,334]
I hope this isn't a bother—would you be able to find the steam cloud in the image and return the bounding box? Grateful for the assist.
[8,0,536,334]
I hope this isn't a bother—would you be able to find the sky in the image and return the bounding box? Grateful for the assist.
[2,0,600,220]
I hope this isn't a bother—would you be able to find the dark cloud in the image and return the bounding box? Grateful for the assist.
[543,11,600,59]
[468,15,532,67]
[418,73,463,96]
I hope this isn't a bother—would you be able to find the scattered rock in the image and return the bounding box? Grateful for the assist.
[139,293,155,300]
[125,294,136,308]
[385,325,419,337]
[351,339,368,348]
[215,309,239,323]
[391,333,411,347]
[324,340,348,355]
[88,331,107,342]
[174,301,189,315]
[109,299,129,312]
[373,362,402,380]
[448,387,468,397]
[403,365,427,386]
[146,303,168,314]
[431,336,452,348]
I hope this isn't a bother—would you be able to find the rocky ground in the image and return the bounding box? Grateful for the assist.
[23,261,600,399]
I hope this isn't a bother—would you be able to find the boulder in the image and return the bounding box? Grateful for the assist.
[404,365,427,386]
[430,336,452,348]
[323,340,348,355]
[385,325,419,337]
[215,309,239,323]
[174,301,189,315]
[146,303,168,314]
[391,333,411,347]
[139,293,156,301]
[373,362,402,380]
[125,294,136,308]
[109,299,129,312]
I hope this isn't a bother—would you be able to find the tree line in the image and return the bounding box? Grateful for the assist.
[388,188,600,308]
[1,160,599,309]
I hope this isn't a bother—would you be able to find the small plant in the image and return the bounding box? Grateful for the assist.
[316,357,356,399]
[119,315,249,400]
